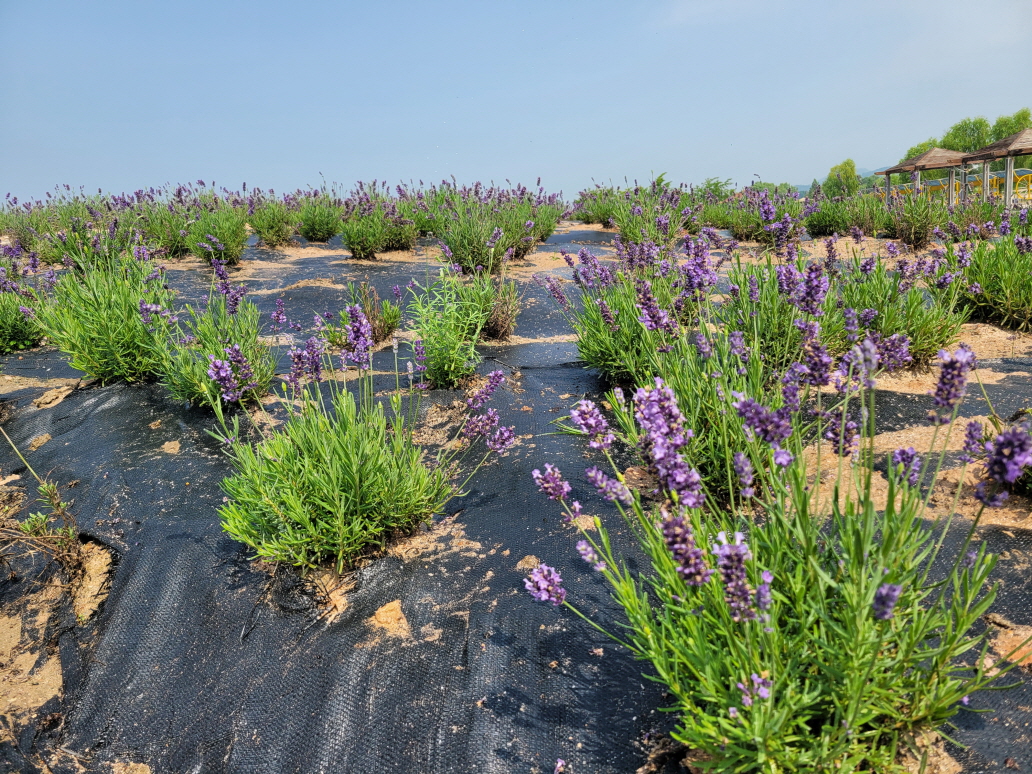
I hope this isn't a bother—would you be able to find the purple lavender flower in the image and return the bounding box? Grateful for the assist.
[968,283,983,295]
[224,344,257,394]
[270,298,288,330]
[928,344,976,424]
[533,464,571,501]
[576,540,606,571]
[207,356,242,402]
[139,300,163,324]
[486,227,503,249]
[596,298,617,330]
[713,532,756,622]
[859,256,876,276]
[341,304,373,370]
[734,452,754,498]
[413,339,428,372]
[693,332,713,359]
[850,226,864,244]
[486,425,516,452]
[858,308,878,327]
[885,242,900,259]
[463,409,500,440]
[873,583,902,620]
[1015,236,1032,255]
[467,370,505,410]
[632,380,704,507]
[793,263,829,316]
[584,466,633,506]
[892,447,921,486]
[747,275,760,303]
[732,396,793,449]
[570,400,615,450]
[758,193,776,222]
[974,481,1009,508]
[959,420,983,464]
[773,448,794,468]
[843,307,859,343]
[873,333,912,372]
[824,408,860,458]
[662,510,713,585]
[538,275,570,310]
[729,331,749,363]
[524,564,566,606]
[392,284,402,301]
[18,305,34,318]
[983,425,1032,485]
[755,570,773,611]
[635,279,678,335]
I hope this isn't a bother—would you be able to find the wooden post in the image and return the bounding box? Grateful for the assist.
[982,162,991,202]
[1005,156,1015,205]
[948,168,956,207]
[885,173,891,200]
[914,169,921,193]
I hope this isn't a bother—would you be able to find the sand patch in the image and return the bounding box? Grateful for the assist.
[0,376,80,397]
[72,541,113,622]
[28,433,51,451]
[160,440,180,454]
[516,555,540,571]
[0,582,63,726]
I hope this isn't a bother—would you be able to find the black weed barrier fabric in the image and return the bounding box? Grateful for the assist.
[2,236,1032,773]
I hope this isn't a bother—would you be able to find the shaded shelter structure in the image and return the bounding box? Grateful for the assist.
[880,147,968,205]
[962,128,1032,204]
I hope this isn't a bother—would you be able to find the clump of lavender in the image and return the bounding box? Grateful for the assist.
[662,509,713,585]
[713,532,757,622]
[533,464,571,501]
[524,564,566,606]
[928,344,976,424]
[570,399,615,450]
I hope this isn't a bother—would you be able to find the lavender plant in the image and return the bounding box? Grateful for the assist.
[218,306,516,571]
[248,199,296,248]
[188,208,248,265]
[156,260,274,410]
[528,350,1032,772]
[953,234,1032,331]
[297,195,343,243]
[35,252,174,382]
[408,267,485,388]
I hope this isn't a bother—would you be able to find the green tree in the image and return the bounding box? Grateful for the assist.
[991,108,1031,142]
[941,116,992,153]
[823,159,860,198]
[991,108,1032,170]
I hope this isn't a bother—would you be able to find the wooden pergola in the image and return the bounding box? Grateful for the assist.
[880,147,968,205]
[962,128,1032,204]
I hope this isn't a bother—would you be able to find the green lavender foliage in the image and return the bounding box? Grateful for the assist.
[0,291,43,354]
[219,388,454,572]
[408,269,485,388]
[956,238,1032,331]
[547,376,1003,771]
[188,208,248,265]
[35,254,173,382]
[159,295,275,408]
[249,200,296,248]
[297,197,343,242]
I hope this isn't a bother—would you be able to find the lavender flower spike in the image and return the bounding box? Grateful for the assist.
[661,509,713,586]
[928,344,976,424]
[532,464,571,501]
[570,399,615,450]
[873,583,902,620]
[576,540,606,571]
[467,370,505,410]
[713,532,756,622]
[524,564,566,605]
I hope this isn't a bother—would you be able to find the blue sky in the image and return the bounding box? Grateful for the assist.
[2,0,1029,199]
